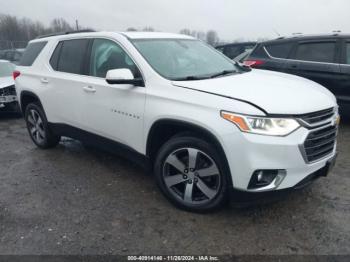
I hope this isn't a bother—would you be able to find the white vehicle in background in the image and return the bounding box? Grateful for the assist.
[0,60,18,111]
[15,31,339,212]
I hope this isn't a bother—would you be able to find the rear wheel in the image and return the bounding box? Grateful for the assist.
[25,103,60,149]
[154,136,229,212]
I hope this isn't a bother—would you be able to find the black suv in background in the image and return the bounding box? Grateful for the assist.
[245,34,350,116]
[216,42,256,60]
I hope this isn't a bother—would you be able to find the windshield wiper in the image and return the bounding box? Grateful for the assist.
[209,70,237,79]
[173,75,210,81]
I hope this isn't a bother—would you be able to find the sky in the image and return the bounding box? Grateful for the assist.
[0,0,349,41]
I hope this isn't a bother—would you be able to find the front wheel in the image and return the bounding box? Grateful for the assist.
[154,136,229,212]
[25,103,61,149]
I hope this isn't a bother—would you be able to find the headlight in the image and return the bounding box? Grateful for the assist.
[221,111,300,136]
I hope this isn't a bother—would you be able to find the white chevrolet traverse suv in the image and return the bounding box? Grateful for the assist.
[15,31,339,212]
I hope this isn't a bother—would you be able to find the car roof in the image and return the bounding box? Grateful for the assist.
[32,31,194,42]
[260,33,350,45]
[0,59,11,63]
[216,42,257,48]
[122,32,194,39]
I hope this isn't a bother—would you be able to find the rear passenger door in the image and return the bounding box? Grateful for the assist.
[46,38,90,127]
[81,38,146,151]
[289,40,341,95]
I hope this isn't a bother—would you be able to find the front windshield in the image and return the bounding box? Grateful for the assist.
[132,39,239,80]
[0,62,15,77]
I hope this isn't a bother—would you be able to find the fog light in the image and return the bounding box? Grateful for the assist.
[248,170,286,191]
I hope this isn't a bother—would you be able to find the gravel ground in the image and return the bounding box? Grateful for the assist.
[0,113,349,255]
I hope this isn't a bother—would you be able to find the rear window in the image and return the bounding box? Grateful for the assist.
[54,39,89,74]
[265,43,293,59]
[295,42,336,63]
[19,41,47,66]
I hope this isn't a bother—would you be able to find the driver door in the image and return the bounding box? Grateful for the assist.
[82,38,146,152]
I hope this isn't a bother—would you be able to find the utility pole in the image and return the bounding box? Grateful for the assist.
[75,20,79,31]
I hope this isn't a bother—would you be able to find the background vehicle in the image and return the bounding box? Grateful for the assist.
[216,42,256,60]
[245,34,350,116]
[0,49,24,64]
[233,50,252,63]
[15,32,338,212]
[0,60,18,111]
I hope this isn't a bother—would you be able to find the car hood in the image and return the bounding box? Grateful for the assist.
[0,77,14,89]
[172,69,337,115]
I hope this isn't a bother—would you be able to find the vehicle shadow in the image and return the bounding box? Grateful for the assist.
[0,111,22,120]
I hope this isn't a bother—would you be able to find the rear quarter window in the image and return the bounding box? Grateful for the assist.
[19,41,47,66]
[249,44,268,58]
[265,43,294,59]
[346,42,350,64]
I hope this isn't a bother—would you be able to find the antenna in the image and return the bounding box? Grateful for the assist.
[272,28,281,37]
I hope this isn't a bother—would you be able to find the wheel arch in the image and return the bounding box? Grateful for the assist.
[19,91,43,114]
[146,118,233,186]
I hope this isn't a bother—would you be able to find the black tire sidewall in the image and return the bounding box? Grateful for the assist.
[154,136,229,212]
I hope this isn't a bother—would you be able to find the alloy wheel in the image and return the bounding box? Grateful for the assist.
[162,147,221,205]
[27,109,46,144]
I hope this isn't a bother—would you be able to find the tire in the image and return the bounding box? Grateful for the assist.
[24,103,61,149]
[154,135,229,212]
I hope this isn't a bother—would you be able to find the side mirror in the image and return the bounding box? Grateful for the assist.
[106,69,144,86]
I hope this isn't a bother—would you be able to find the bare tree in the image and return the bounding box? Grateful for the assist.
[126,27,138,32]
[0,14,93,47]
[142,26,155,32]
[196,31,206,41]
[179,28,191,36]
[206,30,219,46]
[50,18,73,33]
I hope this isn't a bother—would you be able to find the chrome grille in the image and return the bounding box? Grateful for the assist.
[299,108,335,127]
[0,85,16,97]
[302,125,337,163]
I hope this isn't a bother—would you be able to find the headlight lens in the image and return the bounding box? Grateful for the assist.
[221,111,300,136]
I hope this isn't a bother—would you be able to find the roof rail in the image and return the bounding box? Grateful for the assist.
[36,29,96,39]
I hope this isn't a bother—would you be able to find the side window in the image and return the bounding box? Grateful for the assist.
[89,39,140,78]
[13,52,22,62]
[265,43,293,59]
[224,46,243,59]
[56,39,89,74]
[346,42,350,64]
[20,41,47,66]
[4,51,13,61]
[295,42,336,63]
[49,42,63,70]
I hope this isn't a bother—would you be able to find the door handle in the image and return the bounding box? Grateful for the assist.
[83,86,96,93]
[40,78,49,84]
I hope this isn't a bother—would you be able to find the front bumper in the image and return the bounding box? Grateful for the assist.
[229,157,336,205]
[221,123,337,192]
[0,95,17,105]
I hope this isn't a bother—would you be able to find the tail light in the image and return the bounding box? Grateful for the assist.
[13,70,21,80]
[243,60,265,68]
